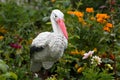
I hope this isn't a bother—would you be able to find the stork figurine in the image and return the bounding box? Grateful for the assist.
[30,9,68,74]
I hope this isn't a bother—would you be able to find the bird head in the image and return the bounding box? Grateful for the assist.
[50,9,68,39]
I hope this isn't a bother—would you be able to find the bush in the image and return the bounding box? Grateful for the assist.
[0,0,120,80]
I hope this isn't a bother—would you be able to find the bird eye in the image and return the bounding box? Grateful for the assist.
[54,15,57,18]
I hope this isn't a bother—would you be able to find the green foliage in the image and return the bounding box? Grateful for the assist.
[0,59,17,80]
[45,75,57,80]
[81,66,114,80]
[0,0,120,80]
[71,0,105,10]
[0,59,8,73]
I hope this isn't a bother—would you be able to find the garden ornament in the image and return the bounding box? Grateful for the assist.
[30,9,68,73]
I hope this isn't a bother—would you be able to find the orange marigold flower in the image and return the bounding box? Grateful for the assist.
[104,14,110,19]
[93,48,97,52]
[0,27,7,33]
[70,49,79,55]
[67,11,84,17]
[78,17,84,22]
[86,8,94,13]
[96,13,110,19]
[102,19,107,23]
[0,36,4,40]
[74,11,84,17]
[67,11,74,15]
[75,64,79,69]
[97,18,107,24]
[96,18,103,23]
[103,26,110,32]
[77,67,83,73]
[70,50,85,55]
[106,23,113,28]
[78,17,87,25]
[103,23,113,32]
[79,50,85,56]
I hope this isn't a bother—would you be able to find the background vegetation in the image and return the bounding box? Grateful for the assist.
[0,0,120,80]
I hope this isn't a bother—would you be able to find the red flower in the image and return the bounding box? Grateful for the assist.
[10,43,22,49]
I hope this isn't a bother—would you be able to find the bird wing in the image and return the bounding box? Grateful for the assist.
[30,32,51,58]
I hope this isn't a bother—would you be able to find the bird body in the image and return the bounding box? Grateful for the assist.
[30,9,68,72]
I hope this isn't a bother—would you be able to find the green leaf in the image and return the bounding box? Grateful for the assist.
[42,17,49,22]
[0,75,6,80]
[0,59,9,73]
[46,22,51,25]
[102,58,114,64]
[1,72,18,80]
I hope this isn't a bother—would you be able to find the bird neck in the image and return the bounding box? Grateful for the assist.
[51,18,63,35]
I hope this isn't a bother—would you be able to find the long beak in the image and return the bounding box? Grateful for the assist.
[57,18,68,39]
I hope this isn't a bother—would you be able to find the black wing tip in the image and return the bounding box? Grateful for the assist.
[30,46,35,58]
[30,46,44,58]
